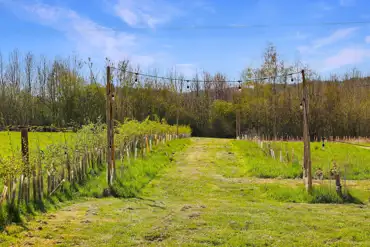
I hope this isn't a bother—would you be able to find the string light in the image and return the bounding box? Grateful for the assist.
[109,66,303,88]
[116,69,302,84]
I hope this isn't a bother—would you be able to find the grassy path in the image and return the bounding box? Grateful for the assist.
[3,138,370,246]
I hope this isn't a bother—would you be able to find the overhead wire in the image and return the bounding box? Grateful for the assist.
[82,20,370,32]
[110,66,302,84]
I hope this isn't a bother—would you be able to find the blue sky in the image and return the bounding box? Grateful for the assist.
[1,0,370,79]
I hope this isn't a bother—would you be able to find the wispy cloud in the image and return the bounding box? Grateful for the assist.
[323,47,370,70]
[173,64,197,77]
[313,27,358,48]
[5,1,162,66]
[297,27,359,54]
[113,0,183,28]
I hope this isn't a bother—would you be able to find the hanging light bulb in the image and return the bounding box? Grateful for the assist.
[112,93,115,101]
[300,102,303,110]
[238,80,242,92]
[186,80,190,89]
[135,72,138,82]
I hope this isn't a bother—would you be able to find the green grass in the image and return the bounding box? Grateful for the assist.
[231,140,370,180]
[256,183,363,204]
[0,138,191,229]
[0,131,74,157]
[77,138,192,198]
[2,138,369,247]
[345,141,370,147]
[112,139,191,197]
[229,140,302,179]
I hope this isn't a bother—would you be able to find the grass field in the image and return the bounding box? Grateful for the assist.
[0,131,74,157]
[1,138,369,246]
[231,140,370,180]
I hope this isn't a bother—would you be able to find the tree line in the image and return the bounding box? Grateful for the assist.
[1,45,369,138]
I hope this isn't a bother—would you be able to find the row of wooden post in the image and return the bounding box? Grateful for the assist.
[0,127,190,209]
[1,128,107,209]
[238,70,312,192]
[238,134,370,143]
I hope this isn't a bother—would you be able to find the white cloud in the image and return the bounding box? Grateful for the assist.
[173,64,197,78]
[298,27,359,54]
[297,28,368,72]
[366,36,370,43]
[113,0,183,28]
[340,0,356,7]
[323,48,370,70]
[8,1,162,67]
[312,27,358,49]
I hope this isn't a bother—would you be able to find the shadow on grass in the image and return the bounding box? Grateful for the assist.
[309,186,363,204]
[261,183,364,204]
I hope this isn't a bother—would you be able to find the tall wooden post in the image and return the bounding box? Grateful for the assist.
[302,70,312,192]
[21,128,29,165]
[106,66,115,187]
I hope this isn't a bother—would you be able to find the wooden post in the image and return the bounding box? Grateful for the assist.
[134,139,138,160]
[11,178,16,207]
[106,66,115,186]
[24,177,29,204]
[21,127,32,203]
[176,108,179,137]
[66,151,71,182]
[21,127,29,165]
[0,186,8,205]
[38,151,43,201]
[126,147,130,165]
[302,70,312,192]
[47,171,51,195]
[18,174,24,206]
[146,136,150,153]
